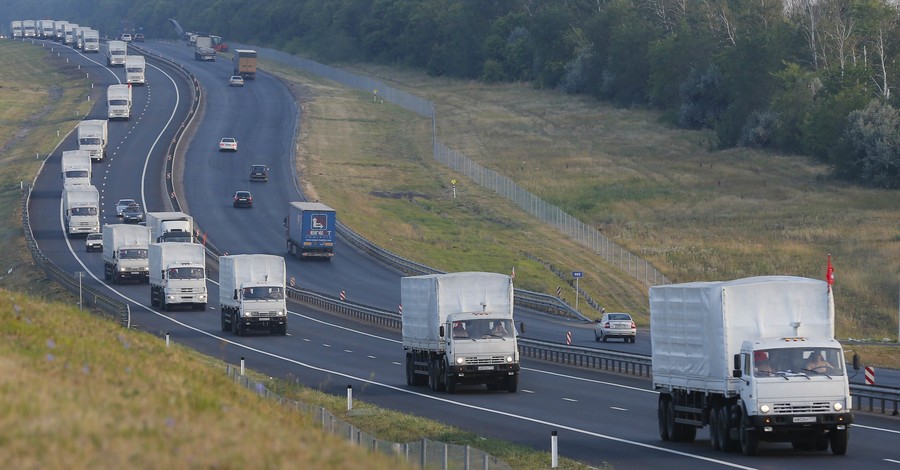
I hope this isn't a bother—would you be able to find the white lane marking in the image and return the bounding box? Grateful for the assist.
[323,344,331,348]
[391,362,402,366]
[522,390,535,394]
[368,355,377,359]
[302,338,310,342]
[523,366,655,394]
[344,349,353,353]
[611,407,628,411]
[562,398,578,402]
[884,459,900,464]
[854,424,900,434]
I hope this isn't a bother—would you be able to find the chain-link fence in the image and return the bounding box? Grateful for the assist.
[227,365,512,470]
[232,43,669,287]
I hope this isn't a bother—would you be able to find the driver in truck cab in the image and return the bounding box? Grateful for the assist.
[452,321,468,338]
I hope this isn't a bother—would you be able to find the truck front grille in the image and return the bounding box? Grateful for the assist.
[463,356,507,365]
[772,402,832,414]
[248,311,281,317]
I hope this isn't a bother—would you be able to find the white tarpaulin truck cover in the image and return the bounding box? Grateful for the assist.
[650,276,832,392]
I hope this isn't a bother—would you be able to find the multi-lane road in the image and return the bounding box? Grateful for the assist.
[23,38,900,469]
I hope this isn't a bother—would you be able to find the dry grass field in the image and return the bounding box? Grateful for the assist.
[267,58,900,351]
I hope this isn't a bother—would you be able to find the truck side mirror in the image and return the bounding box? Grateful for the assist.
[852,353,860,370]
[733,353,742,374]
[233,289,238,300]
[439,325,445,338]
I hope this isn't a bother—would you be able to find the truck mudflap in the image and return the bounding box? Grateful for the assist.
[747,412,853,439]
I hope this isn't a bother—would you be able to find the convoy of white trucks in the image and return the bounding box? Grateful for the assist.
[64,23,79,46]
[145,212,194,243]
[402,272,520,393]
[106,40,127,66]
[125,55,146,85]
[651,276,853,456]
[10,21,24,38]
[77,119,107,162]
[62,183,100,236]
[149,242,208,311]
[103,224,151,284]
[219,254,287,336]
[60,149,92,186]
[107,84,132,120]
[22,20,36,38]
[80,29,99,52]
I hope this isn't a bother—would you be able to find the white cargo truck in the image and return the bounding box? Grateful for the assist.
[145,212,194,243]
[102,224,151,284]
[219,254,287,336]
[82,29,99,53]
[106,40,127,66]
[53,21,68,41]
[651,276,853,456]
[64,23,79,46]
[402,272,519,393]
[125,55,145,85]
[60,149,92,186]
[11,21,24,39]
[74,26,90,49]
[62,183,100,236]
[22,20,36,38]
[38,20,55,38]
[77,119,107,162]
[107,84,132,120]
[149,242,207,311]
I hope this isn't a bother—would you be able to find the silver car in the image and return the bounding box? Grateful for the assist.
[594,312,636,343]
[85,232,103,252]
[115,198,136,217]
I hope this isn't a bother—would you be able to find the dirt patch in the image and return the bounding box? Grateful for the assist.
[369,190,430,200]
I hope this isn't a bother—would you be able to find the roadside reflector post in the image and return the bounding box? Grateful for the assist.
[240,356,245,376]
[347,385,353,410]
[551,430,558,468]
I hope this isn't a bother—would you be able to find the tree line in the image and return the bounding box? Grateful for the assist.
[7,0,900,188]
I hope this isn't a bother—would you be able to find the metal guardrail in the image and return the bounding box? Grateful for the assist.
[851,384,900,416]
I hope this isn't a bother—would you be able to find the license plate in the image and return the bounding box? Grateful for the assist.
[478,366,494,371]
[258,318,269,322]
[793,416,816,423]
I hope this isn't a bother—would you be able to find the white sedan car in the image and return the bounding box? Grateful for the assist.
[115,198,137,217]
[594,312,636,343]
[218,137,238,152]
[229,75,244,87]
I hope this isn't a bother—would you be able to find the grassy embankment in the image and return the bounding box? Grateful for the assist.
[0,41,601,469]
[261,57,898,367]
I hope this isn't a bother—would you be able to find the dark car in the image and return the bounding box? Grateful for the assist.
[233,190,253,208]
[249,164,269,182]
[133,33,145,42]
[122,203,145,223]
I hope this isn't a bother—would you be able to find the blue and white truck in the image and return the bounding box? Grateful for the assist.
[286,202,336,260]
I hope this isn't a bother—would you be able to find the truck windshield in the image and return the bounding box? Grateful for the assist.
[161,233,192,243]
[127,67,142,73]
[119,249,148,259]
[451,319,512,339]
[71,207,98,216]
[242,287,284,300]
[65,170,89,178]
[753,347,844,377]
[167,267,204,279]
[79,137,102,145]
[109,99,128,106]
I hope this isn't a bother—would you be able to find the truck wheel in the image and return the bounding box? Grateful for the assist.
[445,374,457,394]
[718,405,739,452]
[220,314,228,332]
[658,395,671,441]
[279,324,287,336]
[815,437,830,451]
[150,288,159,307]
[505,374,518,393]
[739,409,758,456]
[232,314,242,336]
[104,266,111,282]
[405,355,414,386]
[829,428,848,455]
[666,399,681,441]
[709,407,721,450]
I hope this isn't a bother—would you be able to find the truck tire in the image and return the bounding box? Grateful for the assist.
[709,407,721,450]
[505,374,518,393]
[445,374,457,394]
[830,428,848,455]
[658,395,671,441]
[220,313,228,332]
[428,359,444,392]
[739,408,758,456]
[405,355,414,386]
[150,287,159,307]
[232,313,242,336]
[718,404,739,452]
[104,265,111,282]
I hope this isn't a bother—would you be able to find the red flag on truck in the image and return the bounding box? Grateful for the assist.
[826,254,835,289]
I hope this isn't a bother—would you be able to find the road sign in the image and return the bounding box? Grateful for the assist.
[865,366,875,385]
[572,271,583,278]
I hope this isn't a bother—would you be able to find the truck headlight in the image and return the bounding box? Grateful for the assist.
[198,294,207,301]
[455,357,465,365]
[759,404,770,414]
[506,356,514,363]
[118,266,126,272]
[833,402,843,411]
[276,311,285,316]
